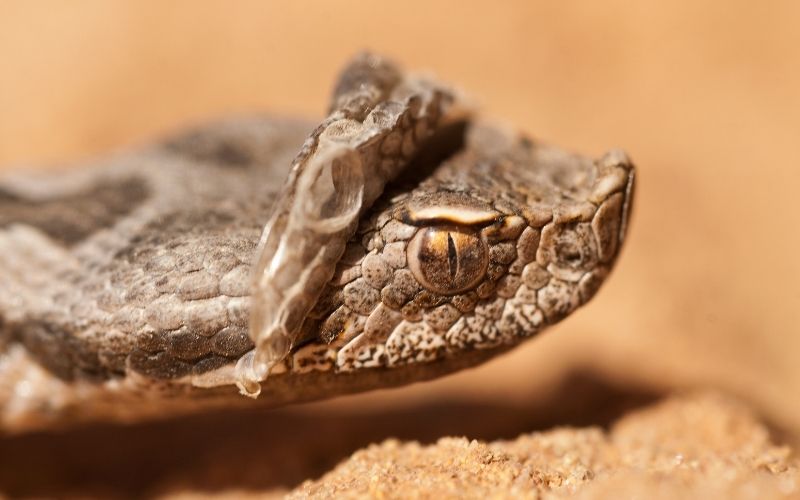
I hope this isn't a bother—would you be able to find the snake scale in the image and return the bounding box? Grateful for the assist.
[0,53,635,431]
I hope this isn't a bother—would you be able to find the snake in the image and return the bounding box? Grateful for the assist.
[0,53,635,431]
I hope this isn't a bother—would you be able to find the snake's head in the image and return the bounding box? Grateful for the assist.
[243,53,635,393]
[288,123,635,374]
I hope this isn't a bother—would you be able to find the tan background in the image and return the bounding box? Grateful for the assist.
[1,0,799,449]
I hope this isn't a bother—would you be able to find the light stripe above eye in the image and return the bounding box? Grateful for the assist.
[406,206,500,225]
[399,192,500,226]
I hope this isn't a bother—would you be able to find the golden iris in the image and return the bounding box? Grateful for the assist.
[407,227,488,295]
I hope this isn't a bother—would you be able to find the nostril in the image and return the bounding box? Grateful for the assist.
[556,242,582,265]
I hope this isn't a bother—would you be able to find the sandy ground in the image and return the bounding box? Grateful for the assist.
[287,393,798,499]
[1,2,799,497]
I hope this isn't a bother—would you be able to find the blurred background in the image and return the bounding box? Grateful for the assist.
[1,1,799,496]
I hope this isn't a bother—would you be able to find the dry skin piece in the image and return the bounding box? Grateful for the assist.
[0,53,634,430]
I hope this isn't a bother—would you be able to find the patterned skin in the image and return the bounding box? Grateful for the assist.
[0,54,634,431]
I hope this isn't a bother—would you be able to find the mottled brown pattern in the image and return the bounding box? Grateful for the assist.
[0,54,633,430]
[0,177,149,246]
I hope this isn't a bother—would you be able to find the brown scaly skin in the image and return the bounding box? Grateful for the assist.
[0,54,634,432]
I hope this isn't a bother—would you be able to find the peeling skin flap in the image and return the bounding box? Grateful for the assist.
[234,54,460,396]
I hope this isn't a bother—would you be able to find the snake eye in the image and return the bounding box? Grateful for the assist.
[407,227,488,295]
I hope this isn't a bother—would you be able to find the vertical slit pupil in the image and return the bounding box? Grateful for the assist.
[447,232,458,281]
